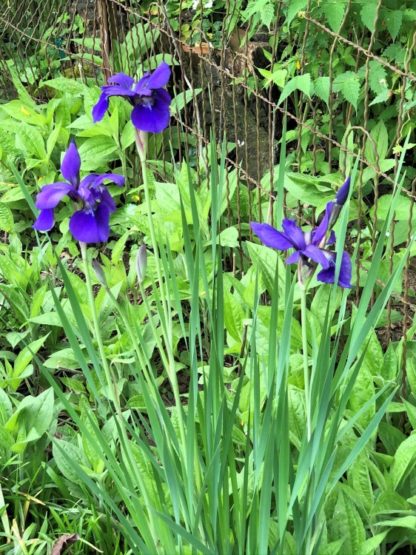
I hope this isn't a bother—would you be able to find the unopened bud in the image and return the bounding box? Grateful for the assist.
[335,177,351,206]
[92,259,107,286]
[136,244,147,284]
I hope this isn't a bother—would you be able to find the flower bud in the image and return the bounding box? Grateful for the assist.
[335,177,351,206]
[136,244,147,284]
[92,259,107,286]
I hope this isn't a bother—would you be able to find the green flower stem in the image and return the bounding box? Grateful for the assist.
[80,241,120,410]
[135,131,187,450]
[300,284,312,441]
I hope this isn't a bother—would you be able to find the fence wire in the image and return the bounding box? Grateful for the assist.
[0,0,415,366]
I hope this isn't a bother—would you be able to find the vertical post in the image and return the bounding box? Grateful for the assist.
[97,0,111,81]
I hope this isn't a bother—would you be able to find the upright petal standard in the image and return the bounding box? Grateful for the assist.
[92,62,172,134]
[33,142,124,243]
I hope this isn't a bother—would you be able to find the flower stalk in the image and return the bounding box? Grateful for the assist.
[80,241,120,410]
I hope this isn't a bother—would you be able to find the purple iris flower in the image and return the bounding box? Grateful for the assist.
[250,192,352,288]
[33,142,124,243]
[92,62,171,134]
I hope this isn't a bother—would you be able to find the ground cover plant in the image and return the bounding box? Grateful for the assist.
[0,1,416,554]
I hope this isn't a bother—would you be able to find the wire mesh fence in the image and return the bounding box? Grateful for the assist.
[0,0,415,358]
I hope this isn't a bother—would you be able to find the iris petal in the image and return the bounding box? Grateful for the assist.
[146,62,171,89]
[101,85,137,97]
[250,222,292,250]
[93,173,125,187]
[285,251,301,265]
[107,72,134,89]
[33,209,54,232]
[312,201,334,246]
[69,204,111,243]
[302,244,331,269]
[282,219,306,249]
[35,182,73,209]
[336,177,351,206]
[317,251,352,288]
[92,92,109,122]
[61,143,81,186]
[131,89,171,133]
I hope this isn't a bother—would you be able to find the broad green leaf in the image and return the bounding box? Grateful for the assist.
[224,289,245,342]
[348,364,375,427]
[378,516,416,529]
[277,74,312,106]
[322,1,347,31]
[0,100,45,126]
[287,0,308,24]
[5,388,54,452]
[0,388,12,424]
[391,433,416,488]
[284,172,333,208]
[41,77,87,96]
[385,9,403,40]
[44,348,81,370]
[170,89,202,117]
[314,76,330,105]
[348,456,373,512]
[0,203,14,232]
[14,123,47,160]
[360,2,378,32]
[329,489,366,554]
[369,89,391,106]
[333,72,360,110]
[12,335,48,388]
[369,194,414,221]
[121,121,135,150]
[357,532,388,555]
[365,120,388,163]
[369,61,388,95]
[217,226,239,247]
[53,438,88,482]
[77,136,119,171]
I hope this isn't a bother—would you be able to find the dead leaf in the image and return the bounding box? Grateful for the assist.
[51,534,79,555]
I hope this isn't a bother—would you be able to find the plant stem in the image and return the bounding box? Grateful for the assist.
[300,285,311,441]
[135,131,187,445]
[80,241,120,410]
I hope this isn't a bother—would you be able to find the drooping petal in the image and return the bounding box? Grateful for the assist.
[61,142,81,186]
[33,209,55,231]
[69,204,111,243]
[35,182,74,209]
[282,219,306,249]
[146,62,171,89]
[131,89,171,133]
[285,251,301,265]
[92,92,109,122]
[336,177,351,206]
[317,251,352,288]
[338,251,352,288]
[250,222,292,250]
[107,72,135,89]
[312,201,334,246]
[302,244,331,269]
